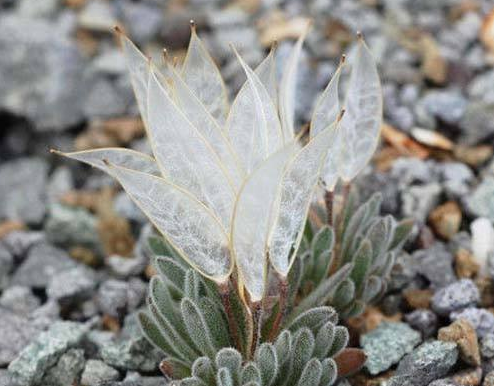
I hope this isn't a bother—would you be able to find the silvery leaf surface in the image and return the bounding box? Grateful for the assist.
[338,36,382,182]
[226,48,284,175]
[181,26,229,123]
[107,164,232,282]
[147,70,236,230]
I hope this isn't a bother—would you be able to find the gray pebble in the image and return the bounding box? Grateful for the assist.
[450,307,494,338]
[405,309,438,339]
[0,286,40,315]
[81,359,120,386]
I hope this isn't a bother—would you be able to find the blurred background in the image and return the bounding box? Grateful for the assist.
[1,0,494,384]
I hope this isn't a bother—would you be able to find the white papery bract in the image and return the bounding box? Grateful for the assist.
[310,35,382,187]
[54,26,382,299]
[107,164,232,282]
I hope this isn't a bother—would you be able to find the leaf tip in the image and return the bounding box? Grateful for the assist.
[339,54,346,64]
[189,19,196,32]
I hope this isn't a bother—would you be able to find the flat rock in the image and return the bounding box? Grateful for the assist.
[0,286,40,315]
[405,309,438,339]
[0,308,40,367]
[0,15,85,131]
[466,177,494,223]
[101,313,161,372]
[450,307,494,338]
[438,319,480,366]
[431,279,480,316]
[361,322,421,375]
[0,157,48,224]
[40,348,85,386]
[46,266,97,305]
[81,359,120,386]
[412,243,456,288]
[8,321,87,385]
[45,203,100,250]
[402,183,442,223]
[387,341,458,386]
[11,243,77,289]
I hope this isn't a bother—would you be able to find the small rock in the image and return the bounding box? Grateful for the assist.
[0,309,41,367]
[450,307,494,338]
[45,203,100,250]
[431,279,480,316]
[403,288,433,309]
[439,162,473,199]
[83,77,129,119]
[470,218,494,275]
[402,183,442,223]
[46,266,97,305]
[467,178,494,223]
[78,0,118,32]
[481,333,494,359]
[419,89,467,124]
[0,157,49,224]
[106,254,147,279]
[455,249,480,279]
[485,370,494,386]
[459,103,494,145]
[12,243,77,288]
[8,321,87,385]
[29,300,60,330]
[1,230,45,261]
[0,286,40,315]
[438,319,481,366]
[387,341,458,386]
[97,279,146,319]
[81,359,120,386]
[40,348,85,386]
[0,246,13,290]
[448,367,482,386]
[101,313,161,372]
[114,192,147,223]
[0,15,85,131]
[115,0,163,43]
[412,244,456,289]
[405,309,438,339]
[124,371,163,386]
[429,201,462,240]
[360,322,422,375]
[46,166,74,205]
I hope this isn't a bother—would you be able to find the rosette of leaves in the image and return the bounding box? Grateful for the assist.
[175,323,349,386]
[52,20,382,384]
[289,192,413,320]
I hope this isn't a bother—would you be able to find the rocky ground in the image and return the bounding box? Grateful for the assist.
[1,0,494,385]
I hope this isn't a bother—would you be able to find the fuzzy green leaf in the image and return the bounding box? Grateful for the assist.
[241,362,262,385]
[192,357,215,385]
[149,276,182,327]
[319,358,337,386]
[313,322,335,359]
[287,328,315,386]
[286,306,337,334]
[274,330,292,367]
[181,298,217,359]
[328,326,349,357]
[389,218,414,251]
[297,358,322,386]
[216,348,242,385]
[199,298,230,349]
[138,311,176,357]
[255,343,279,386]
[350,239,372,294]
[289,263,353,320]
[155,256,186,295]
[331,279,355,311]
[180,377,208,386]
[184,269,202,301]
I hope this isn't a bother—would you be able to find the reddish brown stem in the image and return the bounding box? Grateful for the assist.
[324,190,334,226]
[218,282,242,353]
[268,276,289,342]
[250,301,263,359]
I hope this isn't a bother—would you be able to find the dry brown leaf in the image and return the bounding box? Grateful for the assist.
[381,123,430,159]
[258,14,312,46]
[411,127,454,151]
[75,117,145,151]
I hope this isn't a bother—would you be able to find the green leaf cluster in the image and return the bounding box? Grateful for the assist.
[293,192,413,319]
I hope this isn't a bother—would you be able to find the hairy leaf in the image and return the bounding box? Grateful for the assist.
[255,45,278,105]
[216,348,242,384]
[255,343,278,386]
[286,306,337,334]
[241,362,262,385]
[297,358,322,386]
[192,357,215,385]
[319,358,337,386]
[328,326,349,357]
